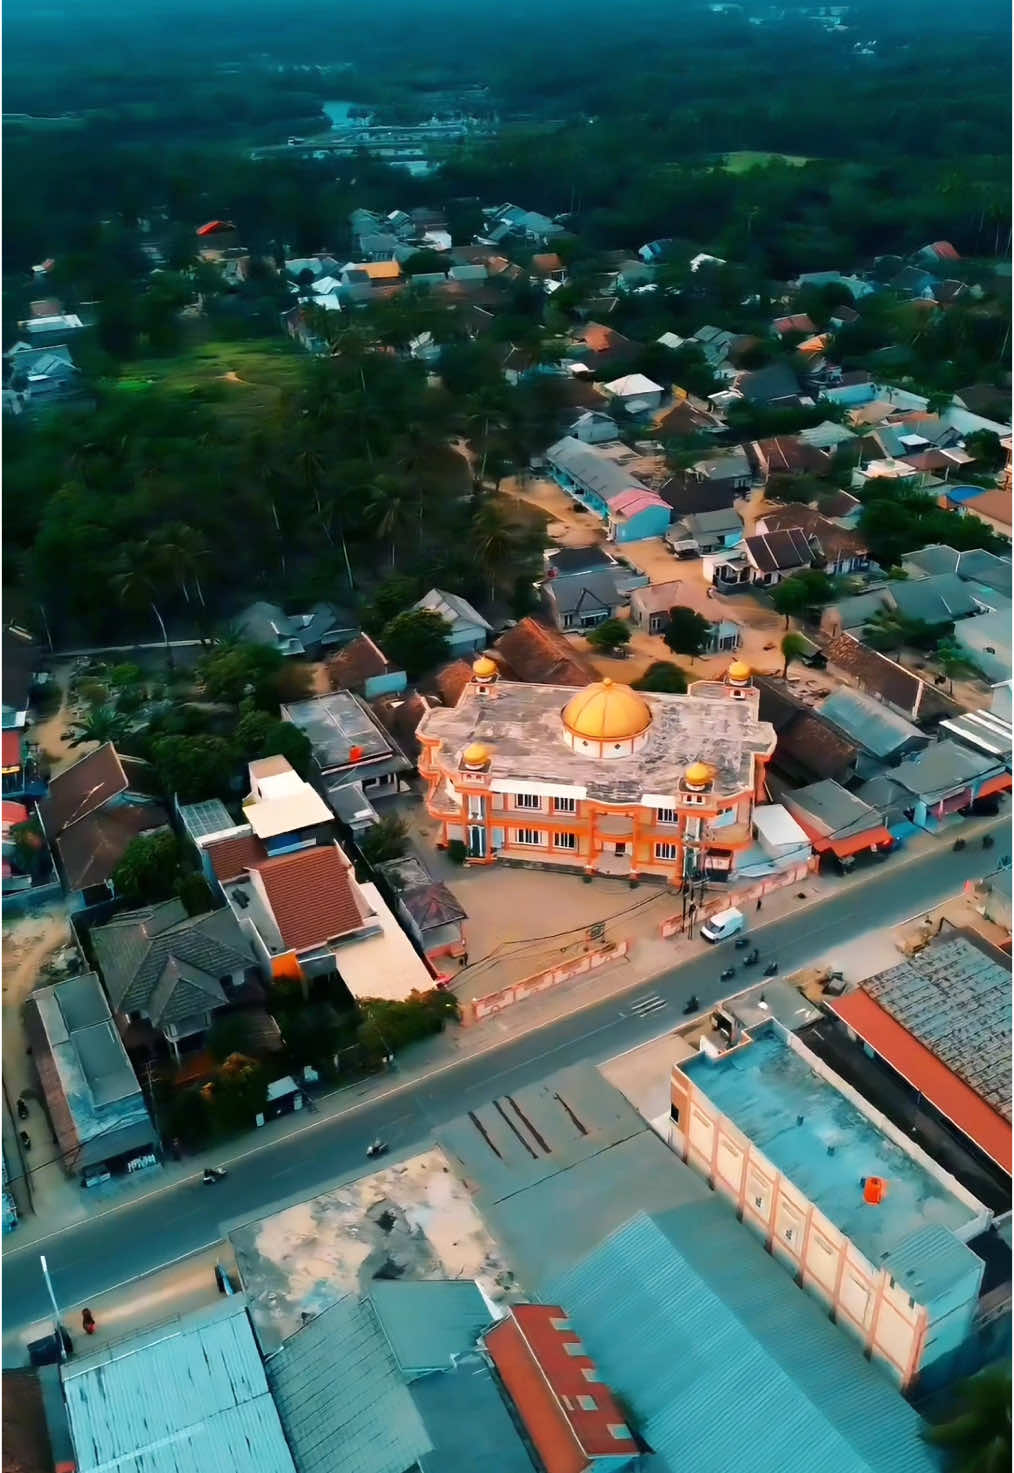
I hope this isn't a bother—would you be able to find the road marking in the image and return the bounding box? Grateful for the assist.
[629,994,668,1018]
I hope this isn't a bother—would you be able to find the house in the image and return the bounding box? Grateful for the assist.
[901,545,1012,600]
[741,527,816,585]
[214,839,435,999]
[284,254,341,282]
[639,237,673,263]
[327,633,407,699]
[241,756,334,854]
[412,588,491,655]
[530,252,567,281]
[282,690,411,813]
[691,325,737,368]
[24,971,158,1186]
[914,241,960,269]
[817,688,929,775]
[885,740,1010,827]
[602,373,664,412]
[796,271,876,300]
[951,609,1012,684]
[829,303,860,328]
[781,780,893,865]
[954,384,1011,423]
[606,488,671,543]
[750,434,832,480]
[39,744,169,907]
[733,360,802,405]
[15,314,85,348]
[813,485,862,524]
[754,677,859,786]
[684,449,754,492]
[541,569,627,632]
[369,689,433,765]
[568,410,618,444]
[889,265,936,299]
[665,506,744,557]
[546,436,663,538]
[963,488,1012,540]
[339,260,403,286]
[3,343,82,411]
[91,900,260,1059]
[823,633,959,724]
[234,600,355,659]
[772,313,816,338]
[2,627,41,731]
[630,582,742,651]
[545,546,650,594]
[820,588,895,638]
[568,322,638,371]
[493,618,597,686]
[756,505,871,575]
[659,475,741,518]
[655,397,723,438]
[377,853,467,968]
[888,572,986,626]
[425,659,479,709]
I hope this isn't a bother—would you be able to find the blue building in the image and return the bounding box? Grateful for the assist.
[546,436,671,544]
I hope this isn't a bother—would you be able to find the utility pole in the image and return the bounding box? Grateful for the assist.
[39,1255,65,1361]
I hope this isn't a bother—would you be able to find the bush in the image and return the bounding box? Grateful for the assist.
[167,1087,213,1151]
[586,617,631,652]
[112,830,182,905]
[359,816,409,867]
[176,872,215,915]
[446,839,468,864]
[206,1013,264,1064]
[633,661,688,693]
[358,990,460,1059]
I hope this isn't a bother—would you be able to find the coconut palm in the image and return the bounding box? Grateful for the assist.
[472,501,520,603]
[465,388,511,488]
[925,1366,1011,1473]
[112,543,173,659]
[368,475,418,568]
[780,631,810,678]
[69,705,128,747]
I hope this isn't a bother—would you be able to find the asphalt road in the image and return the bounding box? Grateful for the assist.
[1,829,1006,1353]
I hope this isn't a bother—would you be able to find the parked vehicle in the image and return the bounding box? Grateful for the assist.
[701,907,745,944]
[366,1140,389,1160]
[682,994,700,1015]
[202,1167,228,1185]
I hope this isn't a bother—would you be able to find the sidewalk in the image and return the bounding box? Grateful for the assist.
[2,812,1005,1251]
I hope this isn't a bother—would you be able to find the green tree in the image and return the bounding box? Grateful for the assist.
[586,617,632,652]
[770,570,835,626]
[362,575,425,636]
[380,609,452,679]
[359,816,409,867]
[206,1013,264,1065]
[925,1365,1011,1473]
[112,830,182,905]
[233,708,313,776]
[663,607,713,663]
[936,637,970,692]
[167,1087,213,1151]
[198,642,286,706]
[964,429,1005,470]
[632,660,688,693]
[780,631,810,677]
[151,733,234,802]
[369,474,419,568]
[208,1054,268,1134]
[472,500,521,603]
[69,705,128,747]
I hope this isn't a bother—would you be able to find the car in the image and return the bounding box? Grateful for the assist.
[700,906,745,943]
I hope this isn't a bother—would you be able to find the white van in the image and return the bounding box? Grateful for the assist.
[700,906,745,943]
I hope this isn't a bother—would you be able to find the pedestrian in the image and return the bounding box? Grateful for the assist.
[755,898,762,913]
[82,1308,96,1335]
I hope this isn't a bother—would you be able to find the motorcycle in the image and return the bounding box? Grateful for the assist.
[81,1309,96,1336]
[743,948,760,967]
[16,1097,29,1121]
[952,838,966,851]
[682,994,700,1015]
[734,936,750,949]
[983,834,994,849]
[763,962,779,977]
[366,1141,389,1161]
[720,966,736,982]
[19,1131,31,1151]
[202,1167,228,1185]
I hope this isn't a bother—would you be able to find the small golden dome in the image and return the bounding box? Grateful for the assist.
[727,660,751,684]
[472,655,497,679]
[562,679,652,742]
[462,742,491,768]
[685,761,713,787]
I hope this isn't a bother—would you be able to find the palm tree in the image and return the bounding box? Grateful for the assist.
[472,501,519,603]
[69,705,128,747]
[368,475,418,568]
[780,631,810,678]
[112,543,173,661]
[925,1366,1011,1473]
[465,389,510,489]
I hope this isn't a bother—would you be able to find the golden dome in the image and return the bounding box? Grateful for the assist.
[562,678,652,742]
[472,655,498,679]
[462,742,491,768]
[685,761,713,787]
[727,660,752,684]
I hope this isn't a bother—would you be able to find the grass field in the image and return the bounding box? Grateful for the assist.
[113,338,307,426]
[720,150,811,171]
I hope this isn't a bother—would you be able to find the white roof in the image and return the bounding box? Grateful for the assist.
[690,253,726,272]
[311,275,342,294]
[244,779,333,840]
[752,804,811,850]
[333,883,435,1001]
[314,295,343,312]
[657,332,685,350]
[24,313,83,331]
[61,1298,297,1473]
[604,373,664,397]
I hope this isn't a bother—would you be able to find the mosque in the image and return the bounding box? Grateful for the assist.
[416,657,777,883]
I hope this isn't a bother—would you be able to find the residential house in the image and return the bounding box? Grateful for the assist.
[830,303,861,328]
[493,618,597,686]
[781,780,894,866]
[817,687,930,777]
[91,900,260,1060]
[412,588,491,655]
[772,313,817,338]
[478,203,564,246]
[665,506,744,557]
[327,633,407,699]
[963,488,1012,541]
[602,373,664,412]
[339,260,403,287]
[814,485,862,524]
[446,263,487,285]
[2,626,42,730]
[284,254,341,283]
[796,271,876,299]
[889,572,987,626]
[211,838,435,999]
[369,689,434,766]
[655,396,723,438]
[425,659,479,709]
[241,756,334,855]
[750,434,832,481]
[820,588,896,638]
[630,582,742,651]
[3,343,82,412]
[568,322,638,373]
[756,505,871,576]
[741,527,816,586]
[639,238,673,263]
[544,544,649,595]
[822,634,959,724]
[24,971,158,1185]
[15,314,85,348]
[939,679,1013,765]
[568,410,618,444]
[733,360,802,406]
[889,265,937,299]
[914,241,961,270]
[616,259,657,293]
[541,568,627,632]
[954,384,1011,422]
[530,252,567,282]
[659,475,742,519]
[39,744,169,908]
[754,677,859,786]
[377,854,467,969]
[545,437,671,543]
[691,325,737,369]
[282,690,411,815]
[684,448,754,494]
[234,600,355,659]
[951,609,1012,684]
[878,740,1010,829]
[901,545,1012,601]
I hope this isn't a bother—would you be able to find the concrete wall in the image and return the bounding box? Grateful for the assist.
[463,942,628,1025]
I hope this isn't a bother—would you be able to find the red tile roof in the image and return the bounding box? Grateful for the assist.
[823,634,957,722]
[773,313,816,336]
[486,1306,637,1473]
[256,845,366,953]
[205,832,269,882]
[427,659,475,707]
[494,618,597,687]
[926,240,960,261]
[2,730,22,771]
[328,634,395,691]
[831,989,1011,1171]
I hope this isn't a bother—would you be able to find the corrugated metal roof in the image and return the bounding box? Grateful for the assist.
[880,1225,985,1304]
[266,1294,430,1473]
[818,687,925,758]
[62,1299,297,1473]
[368,1280,492,1377]
[547,1208,943,1473]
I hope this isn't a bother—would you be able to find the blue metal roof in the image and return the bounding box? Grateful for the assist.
[547,1207,944,1473]
[881,1225,985,1306]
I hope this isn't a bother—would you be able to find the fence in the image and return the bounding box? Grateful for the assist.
[659,858,817,939]
[462,942,629,1026]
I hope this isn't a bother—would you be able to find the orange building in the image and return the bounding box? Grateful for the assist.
[416,658,776,884]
